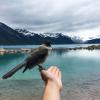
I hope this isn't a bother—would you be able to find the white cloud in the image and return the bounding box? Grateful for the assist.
[0,0,100,40]
[65,26,100,41]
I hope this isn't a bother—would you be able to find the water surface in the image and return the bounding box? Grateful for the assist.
[0,46,100,100]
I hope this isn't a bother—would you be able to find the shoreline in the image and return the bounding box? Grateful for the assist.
[53,45,100,50]
[0,45,100,55]
[0,48,31,55]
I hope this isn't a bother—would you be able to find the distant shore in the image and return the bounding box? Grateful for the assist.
[0,48,31,55]
[0,45,100,55]
[54,45,100,51]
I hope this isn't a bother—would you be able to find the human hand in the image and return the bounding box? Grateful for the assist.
[40,66,62,91]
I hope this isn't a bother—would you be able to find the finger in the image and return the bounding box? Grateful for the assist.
[58,71,61,79]
[55,68,59,77]
[52,67,58,74]
[48,66,54,72]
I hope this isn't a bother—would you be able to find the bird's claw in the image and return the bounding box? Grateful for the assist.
[38,65,46,72]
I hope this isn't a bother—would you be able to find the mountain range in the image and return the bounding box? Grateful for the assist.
[0,22,100,45]
[0,22,74,45]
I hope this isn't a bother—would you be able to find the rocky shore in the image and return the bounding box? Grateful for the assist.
[0,48,31,55]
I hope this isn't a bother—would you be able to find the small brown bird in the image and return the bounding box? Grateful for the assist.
[2,42,52,79]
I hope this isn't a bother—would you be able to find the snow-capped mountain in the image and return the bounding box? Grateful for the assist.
[15,29,66,38]
[1,22,100,45]
[0,22,74,45]
[15,29,75,44]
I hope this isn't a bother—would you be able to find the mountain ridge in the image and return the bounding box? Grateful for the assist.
[0,22,74,45]
[1,22,100,45]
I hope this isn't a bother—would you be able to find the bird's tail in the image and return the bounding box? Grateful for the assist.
[2,62,26,79]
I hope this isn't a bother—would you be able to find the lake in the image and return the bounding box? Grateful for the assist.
[0,44,99,49]
[0,44,100,100]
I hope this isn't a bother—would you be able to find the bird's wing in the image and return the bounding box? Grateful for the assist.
[25,47,48,69]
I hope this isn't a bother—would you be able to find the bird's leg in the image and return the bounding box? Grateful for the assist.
[38,65,46,72]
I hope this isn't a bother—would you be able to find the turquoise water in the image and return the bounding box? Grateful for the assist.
[0,48,100,85]
[1,45,100,100]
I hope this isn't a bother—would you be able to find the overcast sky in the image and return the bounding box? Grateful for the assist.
[0,0,100,40]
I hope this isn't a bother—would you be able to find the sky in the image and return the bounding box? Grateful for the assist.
[0,0,100,41]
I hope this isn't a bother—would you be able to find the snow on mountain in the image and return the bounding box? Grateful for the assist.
[15,28,100,44]
[15,29,35,36]
[15,28,74,44]
[40,32,60,38]
[15,29,65,38]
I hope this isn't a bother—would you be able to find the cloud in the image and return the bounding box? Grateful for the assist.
[0,0,100,40]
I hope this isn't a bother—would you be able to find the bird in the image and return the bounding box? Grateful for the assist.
[2,41,52,79]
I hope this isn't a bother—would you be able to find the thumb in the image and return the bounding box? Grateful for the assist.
[41,70,54,80]
[41,70,50,79]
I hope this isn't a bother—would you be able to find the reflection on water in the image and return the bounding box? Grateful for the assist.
[64,50,100,59]
[52,49,68,56]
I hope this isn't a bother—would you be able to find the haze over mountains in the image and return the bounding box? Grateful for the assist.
[0,22,100,45]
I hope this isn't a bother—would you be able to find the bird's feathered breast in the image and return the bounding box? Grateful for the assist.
[25,47,48,69]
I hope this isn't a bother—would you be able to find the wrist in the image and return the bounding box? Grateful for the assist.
[46,80,61,91]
